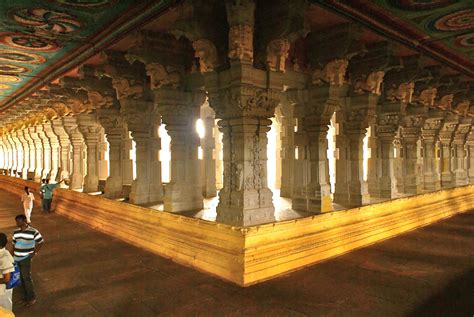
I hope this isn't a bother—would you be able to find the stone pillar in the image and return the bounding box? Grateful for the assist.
[453,121,471,186]
[63,117,84,190]
[29,126,43,181]
[10,132,22,177]
[277,98,296,198]
[215,124,223,190]
[121,99,163,204]
[200,102,217,198]
[121,129,134,186]
[206,71,280,225]
[397,106,426,195]
[421,117,443,191]
[36,124,52,180]
[289,84,347,212]
[439,120,458,189]
[334,94,379,207]
[155,89,203,212]
[25,127,36,180]
[51,118,71,187]
[18,129,29,179]
[97,111,127,198]
[467,130,474,184]
[98,128,108,182]
[369,107,404,198]
[77,114,101,193]
[43,122,60,182]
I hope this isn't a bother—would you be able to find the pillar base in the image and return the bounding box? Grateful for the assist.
[216,206,275,226]
[70,173,83,190]
[129,181,151,205]
[454,171,468,186]
[292,195,333,213]
[164,183,203,212]
[441,173,454,189]
[83,175,99,193]
[104,176,124,199]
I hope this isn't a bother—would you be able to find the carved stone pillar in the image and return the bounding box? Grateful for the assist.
[334,94,379,207]
[63,117,84,190]
[277,98,295,198]
[205,68,280,225]
[155,89,203,212]
[121,99,163,204]
[369,105,404,198]
[51,118,71,187]
[24,127,36,180]
[4,134,12,174]
[399,109,426,195]
[43,122,60,182]
[18,129,30,179]
[36,124,52,180]
[467,131,474,184]
[288,85,347,212]
[77,114,101,193]
[10,132,21,177]
[29,126,43,181]
[200,101,217,198]
[97,110,126,198]
[439,119,458,189]
[121,129,134,186]
[421,117,443,191]
[98,127,108,182]
[453,121,471,186]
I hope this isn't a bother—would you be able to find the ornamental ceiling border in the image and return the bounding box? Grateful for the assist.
[0,0,178,112]
[313,0,474,78]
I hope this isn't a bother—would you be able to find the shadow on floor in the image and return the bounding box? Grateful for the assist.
[408,268,474,317]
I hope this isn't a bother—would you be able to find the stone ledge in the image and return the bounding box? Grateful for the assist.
[0,175,472,286]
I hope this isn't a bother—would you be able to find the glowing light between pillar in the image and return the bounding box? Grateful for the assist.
[196,119,205,139]
[159,125,171,183]
[267,119,277,190]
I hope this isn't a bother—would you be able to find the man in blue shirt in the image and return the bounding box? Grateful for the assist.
[12,215,44,307]
[39,179,64,213]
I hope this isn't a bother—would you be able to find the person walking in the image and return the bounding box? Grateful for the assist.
[0,233,14,312]
[12,215,44,307]
[40,179,64,213]
[20,187,35,224]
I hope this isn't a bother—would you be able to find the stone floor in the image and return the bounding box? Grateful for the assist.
[0,190,472,316]
[143,190,396,225]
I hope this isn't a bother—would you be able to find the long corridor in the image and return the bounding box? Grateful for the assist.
[0,190,472,317]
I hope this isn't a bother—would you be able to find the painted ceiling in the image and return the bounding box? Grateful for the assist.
[314,0,473,77]
[375,1,473,63]
[0,0,176,111]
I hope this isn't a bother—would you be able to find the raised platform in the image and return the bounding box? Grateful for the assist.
[1,175,472,286]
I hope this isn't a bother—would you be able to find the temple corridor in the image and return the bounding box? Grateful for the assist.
[0,189,471,316]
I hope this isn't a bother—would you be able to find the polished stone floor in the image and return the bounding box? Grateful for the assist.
[0,190,472,316]
[143,190,395,225]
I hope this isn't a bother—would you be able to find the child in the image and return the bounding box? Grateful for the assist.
[0,233,14,312]
[21,187,35,224]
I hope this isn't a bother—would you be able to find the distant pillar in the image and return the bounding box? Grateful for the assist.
[200,102,217,198]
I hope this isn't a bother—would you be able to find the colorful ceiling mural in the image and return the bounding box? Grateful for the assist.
[376,1,474,60]
[315,0,473,77]
[0,0,176,110]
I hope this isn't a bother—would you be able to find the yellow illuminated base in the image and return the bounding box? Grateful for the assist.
[1,175,472,286]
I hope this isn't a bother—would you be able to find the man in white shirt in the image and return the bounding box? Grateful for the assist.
[0,233,14,311]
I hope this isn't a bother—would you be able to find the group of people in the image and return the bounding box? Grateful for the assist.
[0,178,63,314]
